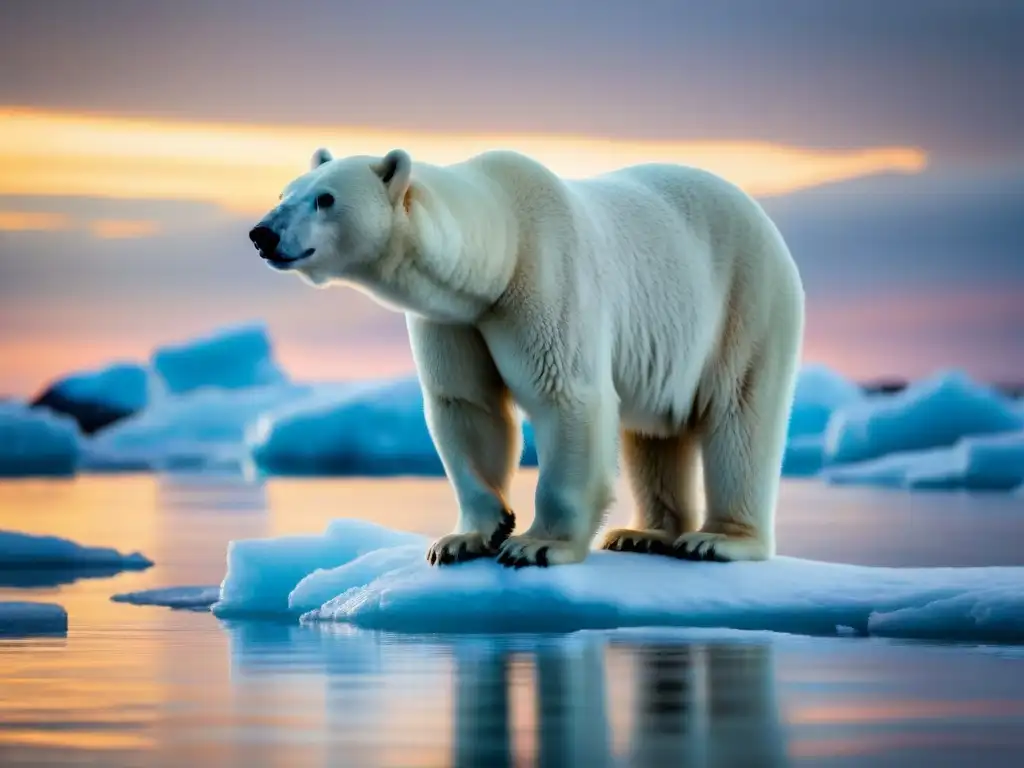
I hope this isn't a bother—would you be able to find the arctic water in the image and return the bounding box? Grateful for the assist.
[2,472,1024,767]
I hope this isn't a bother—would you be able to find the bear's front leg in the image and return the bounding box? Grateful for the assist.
[497,397,617,568]
[410,318,521,567]
[424,388,519,565]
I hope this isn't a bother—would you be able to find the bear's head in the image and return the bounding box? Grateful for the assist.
[248,147,412,287]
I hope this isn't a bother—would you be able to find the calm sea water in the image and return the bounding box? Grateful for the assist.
[1,472,1023,767]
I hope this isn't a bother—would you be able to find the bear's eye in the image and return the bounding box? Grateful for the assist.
[315,193,335,211]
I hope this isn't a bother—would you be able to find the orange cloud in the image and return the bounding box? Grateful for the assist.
[0,210,72,231]
[0,209,159,239]
[0,107,927,215]
[89,218,161,239]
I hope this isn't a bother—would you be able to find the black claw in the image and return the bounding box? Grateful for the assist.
[439,549,455,565]
[457,541,469,561]
[488,509,517,550]
[536,547,549,567]
[706,547,728,563]
[675,545,697,561]
[619,538,636,553]
[649,540,670,556]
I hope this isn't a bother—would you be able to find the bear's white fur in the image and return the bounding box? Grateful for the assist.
[250,147,805,568]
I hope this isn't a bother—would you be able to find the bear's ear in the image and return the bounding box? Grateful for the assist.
[373,149,412,207]
[310,147,333,170]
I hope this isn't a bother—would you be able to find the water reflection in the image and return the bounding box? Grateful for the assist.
[154,473,269,513]
[0,564,140,589]
[453,637,614,767]
[452,645,512,767]
[4,476,1024,765]
[627,642,788,767]
[226,622,790,766]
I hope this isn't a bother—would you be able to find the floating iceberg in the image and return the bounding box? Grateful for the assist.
[21,320,1018,492]
[112,585,220,611]
[0,529,152,570]
[826,430,1024,491]
[249,378,440,476]
[787,364,864,439]
[152,322,288,396]
[0,402,81,477]
[31,362,151,434]
[824,449,933,489]
[211,519,1024,643]
[823,370,1023,466]
[250,377,538,476]
[82,383,315,472]
[781,435,824,477]
[214,519,424,617]
[0,602,68,637]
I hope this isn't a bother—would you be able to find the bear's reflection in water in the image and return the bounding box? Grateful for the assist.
[223,622,788,766]
[628,643,789,767]
[453,639,789,768]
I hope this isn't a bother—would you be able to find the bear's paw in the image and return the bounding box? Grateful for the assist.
[599,528,676,557]
[673,531,769,562]
[496,536,587,568]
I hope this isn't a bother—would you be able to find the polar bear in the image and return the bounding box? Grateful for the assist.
[249,147,804,569]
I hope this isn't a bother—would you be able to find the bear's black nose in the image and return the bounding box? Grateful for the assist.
[248,225,280,255]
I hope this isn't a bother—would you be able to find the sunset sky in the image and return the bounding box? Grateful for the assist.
[1,0,1022,395]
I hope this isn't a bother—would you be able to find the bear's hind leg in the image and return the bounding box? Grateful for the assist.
[674,342,799,563]
[600,429,701,557]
